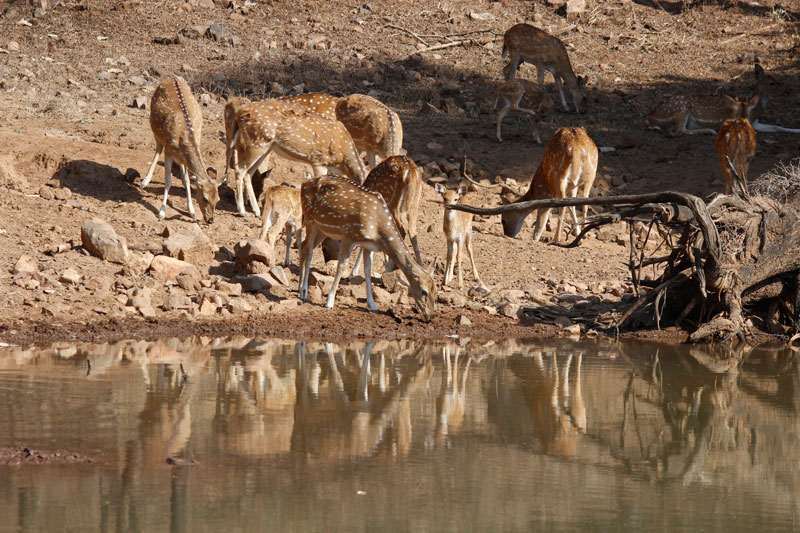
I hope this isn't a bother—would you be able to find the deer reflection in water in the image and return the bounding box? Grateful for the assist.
[434,344,479,447]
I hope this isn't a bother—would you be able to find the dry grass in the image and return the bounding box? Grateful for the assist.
[751,158,800,205]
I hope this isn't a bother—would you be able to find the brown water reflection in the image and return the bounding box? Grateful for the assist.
[0,337,798,530]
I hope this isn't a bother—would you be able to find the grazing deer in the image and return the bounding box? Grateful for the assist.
[748,63,800,134]
[141,77,221,221]
[226,98,367,218]
[257,177,303,267]
[493,79,555,143]
[434,184,485,290]
[715,118,756,196]
[502,23,588,113]
[336,94,404,168]
[279,92,339,121]
[298,174,435,321]
[502,126,598,242]
[644,94,753,136]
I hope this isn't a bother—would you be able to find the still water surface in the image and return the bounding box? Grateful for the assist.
[0,337,798,531]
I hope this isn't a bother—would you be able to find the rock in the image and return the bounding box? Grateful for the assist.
[38,185,54,200]
[149,255,200,283]
[234,239,275,273]
[125,251,154,277]
[217,281,242,296]
[499,303,521,319]
[164,292,192,311]
[81,218,129,263]
[163,224,213,265]
[565,324,581,336]
[308,285,323,303]
[269,265,289,285]
[131,95,148,109]
[59,268,81,285]
[228,298,253,314]
[182,24,208,39]
[238,274,274,293]
[53,187,72,200]
[469,12,495,21]
[128,287,152,309]
[7,41,19,52]
[554,315,572,327]
[372,285,393,306]
[499,289,526,303]
[199,299,217,316]
[176,269,201,291]
[138,305,157,318]
[13,254,38,275]
[128,75,147,86]
[426,141,444,152]
[457,314,471,326]
[206,23,229,41]
[279,298,300,310]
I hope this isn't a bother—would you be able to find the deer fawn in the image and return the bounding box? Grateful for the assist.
[141,77,221,221]
[434,183,485,290]
[226,98,367,218]
[502,126,598,242]
[715,118,756,196]
[336,94,404,168]
[493,79,555,143]
[298,175,435,321]
[257,176,303,267]
[502,24,588,113]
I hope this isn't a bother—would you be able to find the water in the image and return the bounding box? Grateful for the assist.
[0,337,798,531]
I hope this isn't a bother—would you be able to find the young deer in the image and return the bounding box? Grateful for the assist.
[644,94,752,136]
[257,177,303,267]
[434,183,484,290]
[502,23,588,113]
[335,94,404,168]
[226,98,367,218]
[141,77,221,221]
[502,126,598,242]
[298,175,435,321]
[493,79,555,143]
[715,118,757,196]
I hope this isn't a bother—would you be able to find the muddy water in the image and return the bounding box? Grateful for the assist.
[0,337,798,531]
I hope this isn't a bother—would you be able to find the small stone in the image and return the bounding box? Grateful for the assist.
[217,281,242,296]
[81,218,129,263]
[13,254,38,275]
[499,289,525,303]
[499,303,521,318]
[238,274,274,293]
[308,285,323,303]
[206,23,229,41]
[234,239,275,273]
[59,268,82,285]
[138,305,157,318]
[228,298,253,314]
[554,316,572,327]
[163,224,214,265]
[125,251,154,277]
[38,185,54,200]
[128,76,147,86]
[199,299,217,316]
[129,287,152,309]
[176,270,201,291]
[149,255,200,283]
[53,187,72,200]
[7,41,19,52]
[426,141,444,152]
[280,298,300,310]
[164,292,192,311]
[269,265,289,285]
[457,314,471,326]
[565,324,581,336]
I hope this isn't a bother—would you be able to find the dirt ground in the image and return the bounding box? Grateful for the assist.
[1,0,799,346]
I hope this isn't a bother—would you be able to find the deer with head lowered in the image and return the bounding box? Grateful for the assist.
[493,78,555,143]
[336,94,404,168]
[225,98,367,218]
[298,174,435,321]
[502,23,588,113]
[256,174,303,267]
[141,77,221,221]
[502,126,598,242]
[715,118,756,196]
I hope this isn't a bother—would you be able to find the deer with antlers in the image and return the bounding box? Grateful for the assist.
[715,118,756,196]
[225,98,367,218]
[141,77,221,221]
[298,174,435,320]
[257,175,303,267]
[493,79,555,143]
[502,23,588,113]
[335,94,404,168]
[500,126,598,242]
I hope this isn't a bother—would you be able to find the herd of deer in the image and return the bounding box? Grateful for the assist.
[140,23,798,321]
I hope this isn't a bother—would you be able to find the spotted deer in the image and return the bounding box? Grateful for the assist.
[501,126,598,242]
[335,94,404,168]
[748,63,800,134]
[279,92,339,121]
[715,118,757,196]
[257,177,303,267]
[141,77,221,221]
[502,23,588,113]
[434,184,484,290]
[298,174,435,320]
[644,94,752,136]
[493,79,555,143]
[226,98,367,218]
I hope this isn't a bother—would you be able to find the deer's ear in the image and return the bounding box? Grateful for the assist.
[207,167,223,185]
[754,63,764,78]
[434,183,445,195]
[425,258,436,276]
[304,171,313,180]
[578,75,589,87]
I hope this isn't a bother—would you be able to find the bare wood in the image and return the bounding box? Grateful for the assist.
[502,24,588,113]
[298,175,435,320]
[413,39,475,54]
[141,77,221,222]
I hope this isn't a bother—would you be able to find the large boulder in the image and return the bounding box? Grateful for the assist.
[81,218,129,263]
[163,224,214,265]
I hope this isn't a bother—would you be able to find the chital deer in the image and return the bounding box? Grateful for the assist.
[748,63,800,134]
[336,94,404,168]
[502,23,588,113]
[434,183,484,290]
[493,79,555,143]
[298,175,435,321]
[279,92,339,121]
[141,77,221,221]
[715,118,756,196]
[257,177,303,267]
[502,126,598,242]
[226,98,367,218]
[644,94,753,136]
